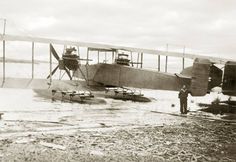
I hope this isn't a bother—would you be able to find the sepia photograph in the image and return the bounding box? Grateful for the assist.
[0,0,235,161]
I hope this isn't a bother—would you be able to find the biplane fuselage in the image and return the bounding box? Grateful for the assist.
[77,63,188,91]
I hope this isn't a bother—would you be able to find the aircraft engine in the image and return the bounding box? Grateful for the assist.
[222,61,236,96]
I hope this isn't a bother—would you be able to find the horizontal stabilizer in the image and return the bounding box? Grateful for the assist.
[175,73,191,79]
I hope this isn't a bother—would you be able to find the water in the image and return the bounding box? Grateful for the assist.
[0,86,218,129]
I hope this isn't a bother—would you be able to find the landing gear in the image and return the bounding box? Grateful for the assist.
[51,89,57,101]
[61,91,66,101]
[51,89,94,102]
[69,93,75,101]
[105,87,150,102]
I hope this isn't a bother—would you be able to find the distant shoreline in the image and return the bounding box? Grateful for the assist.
[0,57,56,64]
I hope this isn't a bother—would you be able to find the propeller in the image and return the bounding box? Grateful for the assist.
[47,65,59,79]
[50,44,60,61]
[47,44,73,80]
[64,67,72,80]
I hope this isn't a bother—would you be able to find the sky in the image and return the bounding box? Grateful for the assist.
[0,0,236,60]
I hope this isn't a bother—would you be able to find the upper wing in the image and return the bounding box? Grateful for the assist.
[0,34,234,64]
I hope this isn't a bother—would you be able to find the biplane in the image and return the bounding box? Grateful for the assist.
[0,34,235,103]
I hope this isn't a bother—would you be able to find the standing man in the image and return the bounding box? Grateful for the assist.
[178,85,188,114]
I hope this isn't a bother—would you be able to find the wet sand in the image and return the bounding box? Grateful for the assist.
[0,117,235,162]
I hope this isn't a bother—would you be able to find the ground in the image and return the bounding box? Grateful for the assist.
[0,117,235,162]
